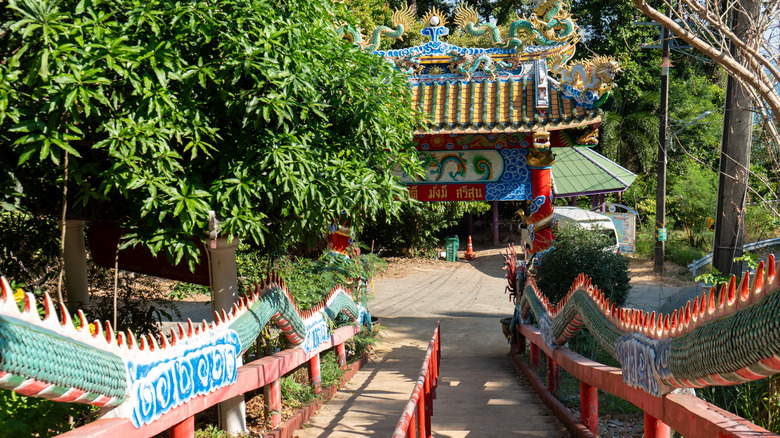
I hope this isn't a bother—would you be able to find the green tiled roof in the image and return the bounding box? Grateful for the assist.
[552,147,636,196]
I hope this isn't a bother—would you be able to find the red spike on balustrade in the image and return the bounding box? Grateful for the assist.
[76,310,88,332]
[699,292,706,317]
[649,312,656,331]
[222,309,229,322]
[117,332,126,347]
[43,293,56,322]
[59,302,71,327]
[692,297,699,321]
[708,288,717,314]
[214,311,223,324]
[127,330,136,349]
[755,261,765,297]
[232,303,240,315]
[177,322,185,339]
[664,314,671,332]
[769,254,776,283]
[148,334,158,351]
[685,302,691,323]
[727,276,737,305]
[0,278,8,302]
[105,321,114,344]
[24,293,35,315]
[170,328,179,346]
[160,333,169,349]
[670,311,678,333]
[139,336,147,351]
[740,271,751,302]
[718,283,726,309]
[92,320,102,338]
[187,319,195,337]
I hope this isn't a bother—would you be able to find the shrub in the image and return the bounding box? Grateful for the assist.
[534,224,631,306]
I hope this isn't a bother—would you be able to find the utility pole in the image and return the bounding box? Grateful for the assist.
[711,0,759,278]
[654,6,671,275]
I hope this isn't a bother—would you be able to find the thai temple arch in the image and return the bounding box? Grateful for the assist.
[340,1,621,255]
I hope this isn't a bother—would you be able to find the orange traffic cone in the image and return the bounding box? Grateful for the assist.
[465,235,476,261]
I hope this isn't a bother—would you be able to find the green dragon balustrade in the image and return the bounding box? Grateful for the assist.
[0,273,370,428]
[504,245,780,397]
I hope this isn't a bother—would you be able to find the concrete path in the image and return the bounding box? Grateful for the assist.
[626,284,701,314]
[295,249,567,437]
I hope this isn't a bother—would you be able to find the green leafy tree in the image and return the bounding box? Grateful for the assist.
[534,224,631,306]
[667,158,717,248]
[0,0,422,265]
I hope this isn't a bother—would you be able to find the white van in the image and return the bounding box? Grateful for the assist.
[553,206,621,253]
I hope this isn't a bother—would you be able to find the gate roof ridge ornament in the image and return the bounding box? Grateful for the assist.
[337,1,621,134]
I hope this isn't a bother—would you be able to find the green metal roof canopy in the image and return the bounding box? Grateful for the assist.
[551,147,637,197]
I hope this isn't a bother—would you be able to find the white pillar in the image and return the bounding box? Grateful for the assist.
[206,236,247,435]
[62,219,89,311]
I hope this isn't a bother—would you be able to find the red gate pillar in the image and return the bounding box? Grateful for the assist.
[580,381,598,434]
[644,412,671,438]
[526,130,555,254]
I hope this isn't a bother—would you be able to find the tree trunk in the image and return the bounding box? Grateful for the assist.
[712,0,760,278]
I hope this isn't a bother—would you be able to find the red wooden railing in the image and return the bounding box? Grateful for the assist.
[393,321,441,438]
[513,323,780,438]
[58,324,362,438]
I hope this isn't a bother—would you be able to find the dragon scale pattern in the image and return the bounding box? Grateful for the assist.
[510,247,780,396]
[0,273,370,427]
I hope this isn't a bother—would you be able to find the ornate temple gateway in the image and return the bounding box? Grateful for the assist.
[340,2,621,253]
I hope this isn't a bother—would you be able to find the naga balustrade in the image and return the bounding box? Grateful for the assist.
[503,244,780,438]
[58,324,362,438]
[0,272,373,438]
[392,321,441,438]
[512,324,780,438]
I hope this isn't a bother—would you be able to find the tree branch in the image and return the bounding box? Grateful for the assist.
[630,0,780,131]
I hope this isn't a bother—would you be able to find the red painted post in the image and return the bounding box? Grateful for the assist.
[515,325,526,355]
[336,342,346,370]
[546,355,559,395]
[644,412,671,438]
[425,373,432,431]
[264,378,282,429]
[580,381,598,434]
[168,416,194,438]
[530,342,540,368]
[308,353,322,394]
[417,391,427,438]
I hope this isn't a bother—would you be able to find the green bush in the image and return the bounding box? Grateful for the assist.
[698,376,780,433]
[534,224,631,306]
[237,245,385,311]
[0,390,96,438]
[666,238,707,266]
